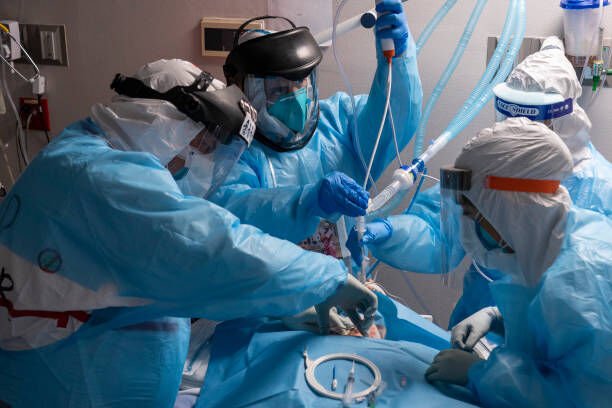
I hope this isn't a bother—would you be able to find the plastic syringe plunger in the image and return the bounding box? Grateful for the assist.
[375,0,396,59]
[342,361,357,407]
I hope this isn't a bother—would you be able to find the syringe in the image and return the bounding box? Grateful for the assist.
[342,360,356,407]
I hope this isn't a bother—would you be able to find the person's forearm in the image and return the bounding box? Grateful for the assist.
[211,182,331,243]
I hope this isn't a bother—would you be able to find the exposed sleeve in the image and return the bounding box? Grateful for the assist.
[468,243,612,408]
[209,154,328,243]
[369,185,464,273]
[319,38,422,182]
[74,146,346,321]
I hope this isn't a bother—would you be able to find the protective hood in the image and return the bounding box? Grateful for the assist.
[456,118,574,286]
[91,97,205,166]
[91,59,222,165]
[91,59,256,198]
[506,36,592,165]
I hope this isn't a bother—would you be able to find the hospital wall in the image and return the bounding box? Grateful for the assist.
[0,1,610,327]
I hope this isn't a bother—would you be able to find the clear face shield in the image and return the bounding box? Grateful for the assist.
[167,124,250,198]
[440,167,520,286]
[440,165,564,285]
[439,167,473,284]
[493,83,574,128]
[244,70,319,151]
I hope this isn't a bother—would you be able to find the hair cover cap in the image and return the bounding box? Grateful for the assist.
[506,36,592,165]
[456,117,574,286]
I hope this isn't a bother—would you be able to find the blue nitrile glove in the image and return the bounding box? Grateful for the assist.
[346,219,393,265]
[375,0,410,57]
[318,172,369,217]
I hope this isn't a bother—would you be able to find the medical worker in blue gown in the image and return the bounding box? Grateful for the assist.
[424,118,612,408]
[348,36,612,327]
[210,0,422,246]
[0,59,377,407]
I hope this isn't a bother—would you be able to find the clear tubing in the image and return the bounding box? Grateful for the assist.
[316,7,374,46]
[362,61,393,190]
[389,107,403,167]
[356,215,368,282]
[416,0,458,55]
[1,64,28,166]
[366,0,524,215]
[585,45,611,111]
[359,57,393,281]
[413,0,489,157]
[332,0,376,192]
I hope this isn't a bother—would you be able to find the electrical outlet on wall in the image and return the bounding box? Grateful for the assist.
[19,97,50,131]
[0,20,21,61]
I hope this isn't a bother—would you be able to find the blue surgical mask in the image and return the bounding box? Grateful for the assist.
[460,216,520,277]
[475,221,502,251]
[268,87,309,133]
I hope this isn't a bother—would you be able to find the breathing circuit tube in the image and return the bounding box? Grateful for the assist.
[413,0,489,158]
[367,0,526,217]
[416,0,458,55]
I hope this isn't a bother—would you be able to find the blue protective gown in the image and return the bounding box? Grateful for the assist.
[370,143,612,327]
[0,119,347,407]
[467,208,612,407]
[210,42,422,244]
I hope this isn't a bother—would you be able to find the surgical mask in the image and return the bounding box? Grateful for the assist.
[268,87,310,133]
[244,73,319,152]
[474,221,502,251]
[460,216,521,277]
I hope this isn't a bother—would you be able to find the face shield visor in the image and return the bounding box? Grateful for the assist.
[439,167,473,284]
[493,82,573,128]
[439,166,562,282]
[244,71,319,151]
[166,125,249,198]
[110,73,257,198]
[224,16,323,152]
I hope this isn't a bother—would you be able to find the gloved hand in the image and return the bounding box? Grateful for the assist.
[318,172,369,217]
[451,306,503,351]
[315,274,378,336]
[346,219,393,265]
[425,349,483,386]
[375,0,410,57]
[281,306,354,335]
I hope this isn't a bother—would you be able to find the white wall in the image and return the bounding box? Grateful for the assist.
[1,0,610,326]
[321,0,612,327]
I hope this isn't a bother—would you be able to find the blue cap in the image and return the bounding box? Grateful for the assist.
[560,0,609,9]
